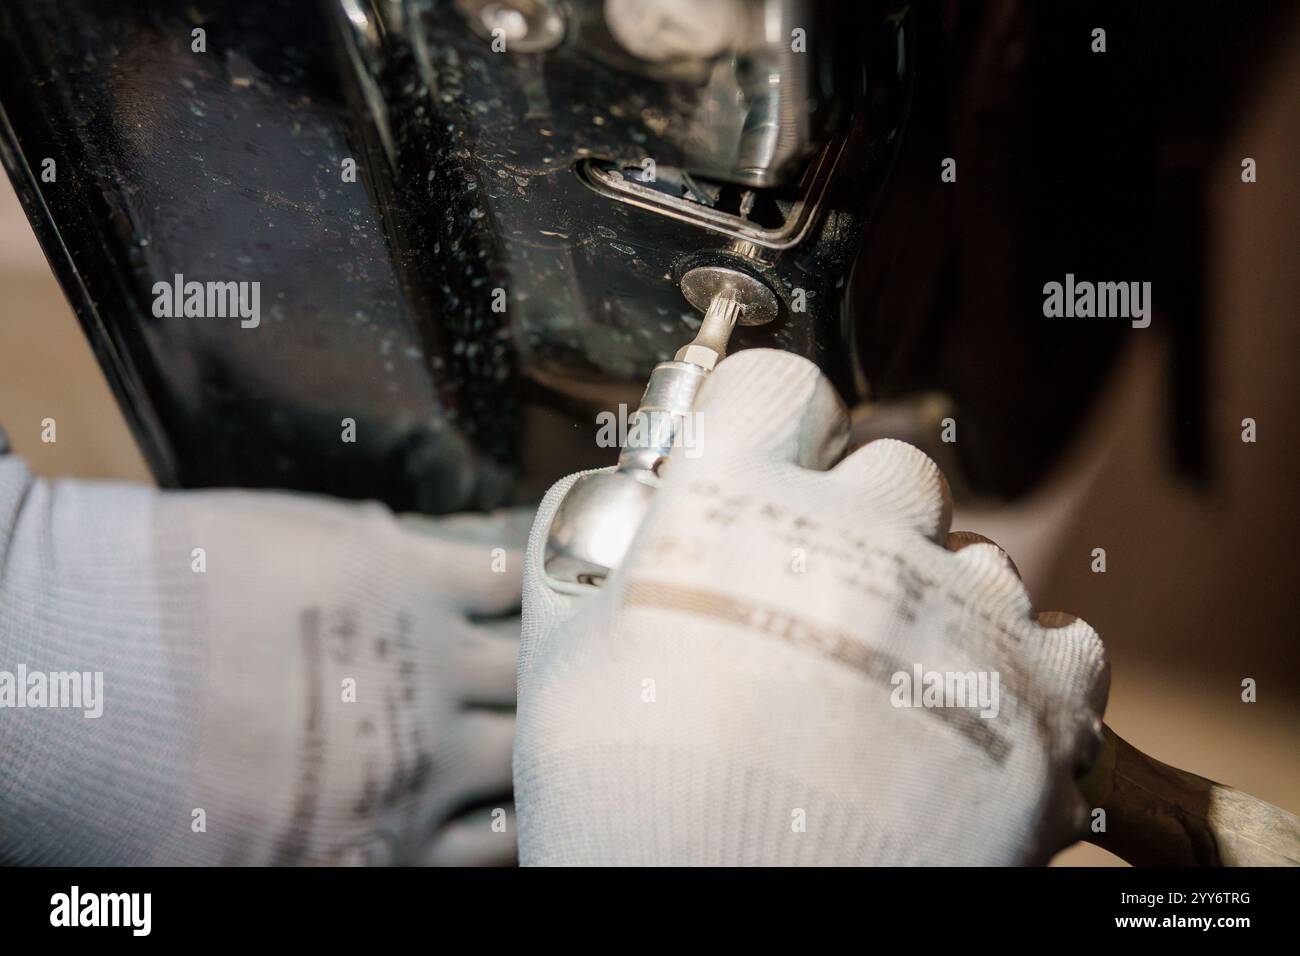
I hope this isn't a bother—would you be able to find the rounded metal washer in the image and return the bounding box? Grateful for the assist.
[680,265,780,326]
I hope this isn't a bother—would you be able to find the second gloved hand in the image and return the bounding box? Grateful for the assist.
[0,454,530,866]
[514,349,1109,865]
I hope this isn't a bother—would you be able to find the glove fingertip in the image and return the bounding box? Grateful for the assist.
[693,349,848,470]
[834,438,951,540]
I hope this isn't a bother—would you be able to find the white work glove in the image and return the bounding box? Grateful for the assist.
[515,349,1109,865]
[0,453,529,865]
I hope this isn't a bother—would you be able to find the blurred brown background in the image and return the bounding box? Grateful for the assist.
[1,21,1295,865]
[955,24,1300,864]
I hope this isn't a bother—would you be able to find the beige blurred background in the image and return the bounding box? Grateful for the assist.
[0,25,1295,865]
[0,182,150,481]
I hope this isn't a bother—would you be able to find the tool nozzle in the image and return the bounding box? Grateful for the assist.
[674,291,742,370]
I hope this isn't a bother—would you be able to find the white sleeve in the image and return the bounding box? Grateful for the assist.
[0,451,205,865]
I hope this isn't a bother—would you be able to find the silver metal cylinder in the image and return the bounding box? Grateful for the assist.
[617,361,710,474]
[543,360,708,586]
[543,268,755,586]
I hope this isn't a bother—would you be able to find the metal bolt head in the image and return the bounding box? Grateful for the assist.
[456,0,566,53]
[680,265,779,326]
[604,0,748,62]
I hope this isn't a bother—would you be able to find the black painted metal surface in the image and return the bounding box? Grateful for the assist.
[2,0,1282,509]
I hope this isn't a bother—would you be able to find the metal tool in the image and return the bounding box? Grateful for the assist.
[543,263,777,586]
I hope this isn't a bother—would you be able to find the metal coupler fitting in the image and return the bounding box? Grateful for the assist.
[542,258,782,587]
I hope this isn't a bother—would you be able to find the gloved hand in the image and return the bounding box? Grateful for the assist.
[515,349,1109,865]
[0,453,530,865]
